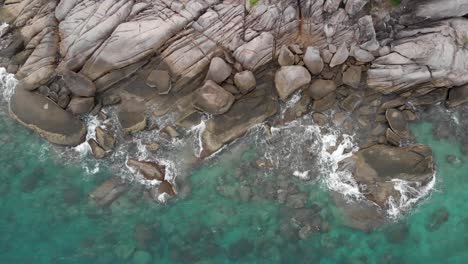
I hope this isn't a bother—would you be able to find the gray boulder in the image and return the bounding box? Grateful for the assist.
[234,71,256,94]
[67,97,95,115]
[275,66,311,101]
[206,57,232,84]
[193,80,235,115]
[329,43,349,68]
[9,90,86,146]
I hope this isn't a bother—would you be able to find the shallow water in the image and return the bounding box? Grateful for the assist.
[1,74,468,263]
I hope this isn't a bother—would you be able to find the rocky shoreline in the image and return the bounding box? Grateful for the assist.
[1,0,467,231]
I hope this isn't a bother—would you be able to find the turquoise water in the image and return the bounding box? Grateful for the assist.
[1,94,468,263]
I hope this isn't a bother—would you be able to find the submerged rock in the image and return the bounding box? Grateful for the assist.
[426,207,450,232]
[89,177,127,207]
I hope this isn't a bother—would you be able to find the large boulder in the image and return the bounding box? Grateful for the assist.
[192,80,235,115]
[341,144,434,209]
[206,57,232,84]
[275,66,311,101]
[234,71,256,94]
[89,177,127,207]
[9,90,86,146]
[447,84,468,108]
[67,97,95,115]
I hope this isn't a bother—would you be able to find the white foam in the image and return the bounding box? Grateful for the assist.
[387,174,436,218]
[293,170,310,180]
[0,67,18,102]
[0,23,8,36]
[73,115,101,156]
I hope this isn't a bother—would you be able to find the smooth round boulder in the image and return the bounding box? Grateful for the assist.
[307,79,336,100]
[278,45,295,66]
[206,57,232,84]
[304,47,324,74]
[9,90,87,146]
[193,80,235,115]
[60,70,96,97]
[234,71,256,94]
[275,66,311,101]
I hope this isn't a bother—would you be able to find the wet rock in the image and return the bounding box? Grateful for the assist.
[386,128,402,146]
[176,111,202,129]
[118,111,146,134]
[193,80,235,115]
[298,225,315,240]
[340,94,362,112]
[206,57,232,84]
[61,70,96,97]
[342,144,434,209]
[163,125,180,139]
[426,207,449,232]
[304,47,324,74]
[158,181,176,197]
[102,94,121,106]
[10,90,87,146]
[343,65,362,89]
[67,97,95,115]
[312,92,336,112]
[127,159,165,181]
[146,70,171,94]
[89,177,127,207]
[446,155,461,165]
[275,66,311,101]
[329,43,349,68]
[278,45,295,66]
[307,79,336,100]
[88,138,106,159]
[234,71,256,94]
[38,85,49,96]
[402,110,418,121]
[146,143,160,152]
[95,127,115,151]
[447,84,468,108]
[386,109,409,137]
[312,112,328,126]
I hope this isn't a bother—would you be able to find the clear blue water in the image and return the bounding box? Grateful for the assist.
[0,90,467,263]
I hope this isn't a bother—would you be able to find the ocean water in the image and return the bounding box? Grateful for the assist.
[1,75,468,263]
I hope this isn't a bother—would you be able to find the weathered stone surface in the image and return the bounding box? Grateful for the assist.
[127,159,165,181]
[206,57,232,84]
[61,70,96,97]
[307,79,336,100]
[146,70,171,94]
[275,66,312,101]
[118,111,146,134]
[193,80,235,115]
[67,97,95,115]
[234,32,274,71]
[304,47,324,74]
[329,43,349,68]
[345,0,369,16]
[9,90,86,146]
[343,65,362,89]
[342,144,434,209]
[352,47,375,62]
[386,109,409,137]
[234,71,256,94]
[278,45,295,66]
[400,0,468,25]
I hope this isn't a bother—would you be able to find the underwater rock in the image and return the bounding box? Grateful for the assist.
[89,177,127,207]
[426,207,450,232]
[307,79,336,100]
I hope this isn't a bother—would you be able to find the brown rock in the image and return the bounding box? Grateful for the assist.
[127,159,165,181]
[88,138,106,159]
[193,80,235,115]
[312,92,336,112]
[95,127,116,151]
[61,70,96,97]
[67,97,95,115]
[146,70,171,94]
[342,65,362,89]
[307,79,337,100]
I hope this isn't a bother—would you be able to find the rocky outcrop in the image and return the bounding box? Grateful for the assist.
[9,89,86,146]
[342,144,434,210]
